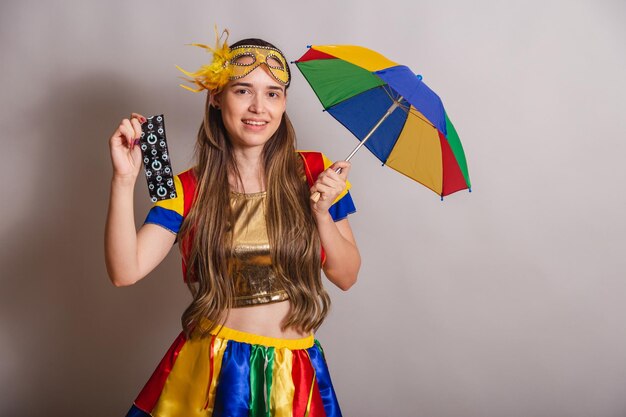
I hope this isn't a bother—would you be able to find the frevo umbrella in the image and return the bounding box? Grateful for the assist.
[294,45,471,199]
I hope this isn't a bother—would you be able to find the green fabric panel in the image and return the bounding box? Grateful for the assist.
[444,112,471,188]
[264,347,275,417]
[249,345,275,417]
[296,59,385,108]
[314,339,325,359]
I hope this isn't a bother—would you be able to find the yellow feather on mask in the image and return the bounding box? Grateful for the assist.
[176,27,234,93]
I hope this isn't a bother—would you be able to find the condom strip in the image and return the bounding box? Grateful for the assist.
[140,114,177,202]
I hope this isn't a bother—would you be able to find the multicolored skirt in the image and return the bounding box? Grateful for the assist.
[125,323,342,417]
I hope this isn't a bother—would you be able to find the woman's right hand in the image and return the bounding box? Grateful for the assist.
[109,112,146,181]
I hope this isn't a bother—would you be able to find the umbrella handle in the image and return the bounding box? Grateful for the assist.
[310,167,343,203]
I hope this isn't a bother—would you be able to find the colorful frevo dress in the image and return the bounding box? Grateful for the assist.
[125,151,356,417]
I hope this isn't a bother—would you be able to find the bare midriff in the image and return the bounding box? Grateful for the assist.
[223,300,310,339]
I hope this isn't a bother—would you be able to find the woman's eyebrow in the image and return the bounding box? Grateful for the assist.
[230,82,284,92]
[230,82,253,88]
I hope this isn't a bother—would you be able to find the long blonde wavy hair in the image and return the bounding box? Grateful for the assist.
[178,38,330,337]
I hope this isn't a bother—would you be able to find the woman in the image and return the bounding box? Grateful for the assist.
[105,34,360,417]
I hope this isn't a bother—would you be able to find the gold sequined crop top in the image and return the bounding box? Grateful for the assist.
[144,153,356,307]
[229,191,289,307]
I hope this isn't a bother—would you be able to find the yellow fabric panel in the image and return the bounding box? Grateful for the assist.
[270,348,295,417]
[204,337,228,414]
[386,107,443,194]
[313,45,398,72]
[153,174,185,216]
[209,323,314,350]
[151,335,227,417]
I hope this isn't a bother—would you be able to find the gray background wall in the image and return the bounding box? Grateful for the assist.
[1,1,625,416]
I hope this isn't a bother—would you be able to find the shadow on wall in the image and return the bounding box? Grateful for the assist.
[0,73,189,417]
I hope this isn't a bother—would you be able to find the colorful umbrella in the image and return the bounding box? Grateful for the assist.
[294,45,471,198]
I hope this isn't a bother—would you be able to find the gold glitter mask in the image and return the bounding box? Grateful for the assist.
[229,45,290,86]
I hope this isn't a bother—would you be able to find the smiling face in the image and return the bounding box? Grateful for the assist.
[211,64,287,152]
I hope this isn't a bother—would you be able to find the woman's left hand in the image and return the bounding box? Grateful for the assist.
[310,161,351,216]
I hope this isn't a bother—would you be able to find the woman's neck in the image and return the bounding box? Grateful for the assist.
[231,146,265,193]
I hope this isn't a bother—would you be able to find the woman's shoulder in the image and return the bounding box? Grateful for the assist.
[295,150,333,184]
[142,166,199,232]
[295,150,356,221]
[295,150,349,184]
[176,167,196,183]
[295,150,326,160]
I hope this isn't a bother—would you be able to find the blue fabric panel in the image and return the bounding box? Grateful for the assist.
[308,342,342,417]
[375,65,447,136]
[329,191,356,221]
[327,86,408,164]
[144,206,183,234]
[125,404,150,417]
[213,341,251,417]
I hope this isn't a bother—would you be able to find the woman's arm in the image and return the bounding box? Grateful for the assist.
[310,161,361,290]
[104,113,176,286]
[314,215,360,290]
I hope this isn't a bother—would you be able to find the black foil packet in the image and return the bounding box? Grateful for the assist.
[140,114,176,202]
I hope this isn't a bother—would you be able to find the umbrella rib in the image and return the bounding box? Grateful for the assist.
[380,85,437,130]
[381,85,410,114]
[381,85,400,106]
[344,96,404,162]
[407,107,436,130]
